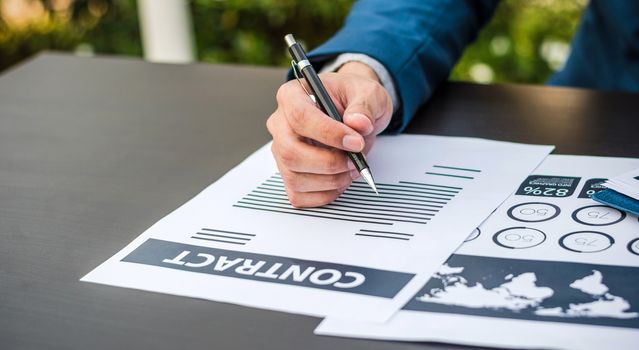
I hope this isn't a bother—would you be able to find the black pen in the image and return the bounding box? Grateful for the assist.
[284,34,379,195]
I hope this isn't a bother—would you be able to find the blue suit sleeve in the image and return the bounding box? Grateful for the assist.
[307,0,499,132]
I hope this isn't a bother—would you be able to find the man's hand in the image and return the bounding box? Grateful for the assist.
[266,61,393,207]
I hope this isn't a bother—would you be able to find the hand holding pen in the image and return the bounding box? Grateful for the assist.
[266,34,393,207]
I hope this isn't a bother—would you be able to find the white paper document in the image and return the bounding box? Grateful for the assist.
[81,135,552,322]
[317,155,639,349]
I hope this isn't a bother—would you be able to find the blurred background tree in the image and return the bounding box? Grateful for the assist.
[0,0,586,85]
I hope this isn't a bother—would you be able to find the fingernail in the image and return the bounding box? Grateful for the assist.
[345,113,374,135]
[347,160,356,170]
[342,134,364,152]
[350,169,360,180]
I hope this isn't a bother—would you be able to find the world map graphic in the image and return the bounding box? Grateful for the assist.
[403,254,639,329]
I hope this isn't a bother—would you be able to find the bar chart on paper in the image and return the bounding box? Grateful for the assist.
[234,163,481,241]
[81,135,553,322]
[235,174,467,225]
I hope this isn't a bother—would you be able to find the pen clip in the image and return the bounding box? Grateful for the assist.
[291,60,318,106]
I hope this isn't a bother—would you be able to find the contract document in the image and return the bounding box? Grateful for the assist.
[82,135,552,322]
[317,155,639,349]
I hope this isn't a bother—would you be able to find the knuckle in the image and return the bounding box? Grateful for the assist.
[326,153,344,173]
[338,173,353,188]
[355,80,376,97]
[377,88,390,107]
[363,82,378,96]
[275,83,291,105]
[320,192,338,206]
[327,173,349,189]
[374,84,390,104]
[287,192,303,207]
[285,175,301,192]
[289,102,308,129]
[371,79,384,93]
[318,121,339,146]
[277,146,297,168]
[326,174,340,188]
[265,112,276,134]
[348,99,373,119]
[317,124,330,144]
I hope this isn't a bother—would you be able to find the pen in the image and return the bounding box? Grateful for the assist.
[284,34,379,195]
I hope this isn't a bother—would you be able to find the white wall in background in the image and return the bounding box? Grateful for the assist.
[138,0,195,63]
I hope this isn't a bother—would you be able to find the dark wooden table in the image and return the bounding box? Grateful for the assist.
[1,53,637,350]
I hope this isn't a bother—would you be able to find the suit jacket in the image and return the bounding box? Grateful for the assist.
[307,0,639,132]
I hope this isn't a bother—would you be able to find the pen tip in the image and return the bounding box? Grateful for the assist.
[360,168,379,196]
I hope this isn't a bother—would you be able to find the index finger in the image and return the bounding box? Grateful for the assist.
[277,83,364,152]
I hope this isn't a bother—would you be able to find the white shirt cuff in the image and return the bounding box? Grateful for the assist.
[319,53,399,113]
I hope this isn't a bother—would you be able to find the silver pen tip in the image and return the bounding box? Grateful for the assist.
[284,34,296,47]
[360,168,379,196]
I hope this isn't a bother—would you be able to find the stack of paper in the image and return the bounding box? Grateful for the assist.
[604,169,639,200]
[80,135,639,349]
[82,135,551,322]
[592,168,639,216]
[317,155,639,350]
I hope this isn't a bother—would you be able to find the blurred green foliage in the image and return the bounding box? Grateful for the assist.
[452,0,585,83]
[0,0,141,70]
[192,0,354,66]
[0,0,585,84]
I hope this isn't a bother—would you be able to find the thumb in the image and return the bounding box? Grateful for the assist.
[342,99,376,136]
[341,82,393,137]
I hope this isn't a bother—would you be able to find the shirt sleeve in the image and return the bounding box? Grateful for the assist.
[319,53,400,114]
[305,0,500,133]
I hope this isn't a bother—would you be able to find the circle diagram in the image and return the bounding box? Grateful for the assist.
[507,202,560,223]
[572,205,625,226]
[559,231,614,253]
[628,238,639,256]
[465,228,481,242]
[493,227,546,249]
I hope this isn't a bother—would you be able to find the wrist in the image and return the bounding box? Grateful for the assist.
[337,61,380,83]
